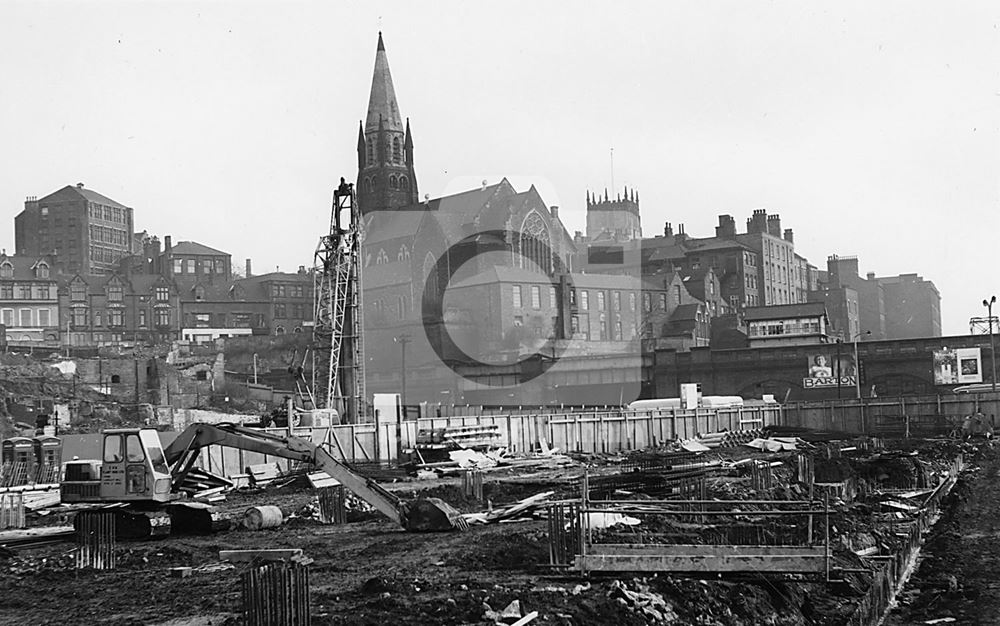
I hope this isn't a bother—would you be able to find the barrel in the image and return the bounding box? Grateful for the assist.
[243,505,284,530]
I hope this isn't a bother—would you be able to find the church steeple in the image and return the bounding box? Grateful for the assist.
[357,32,418,214]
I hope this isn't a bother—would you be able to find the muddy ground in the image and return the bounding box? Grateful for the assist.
[885,442,1000,625]
[0,442,984,626]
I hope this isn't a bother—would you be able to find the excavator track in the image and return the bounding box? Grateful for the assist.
[74,507,171,541]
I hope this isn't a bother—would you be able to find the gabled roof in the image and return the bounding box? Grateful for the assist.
[0,254,57,279]
[167,241,229,256]
[743,302,827,322]
[37,184,130,209]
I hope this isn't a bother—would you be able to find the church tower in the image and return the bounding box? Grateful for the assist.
[357,32,419,214]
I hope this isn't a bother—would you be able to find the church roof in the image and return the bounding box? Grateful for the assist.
[365,32,404,133]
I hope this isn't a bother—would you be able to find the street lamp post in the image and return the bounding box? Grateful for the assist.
[984,296,997,393]
[852,330,872,400]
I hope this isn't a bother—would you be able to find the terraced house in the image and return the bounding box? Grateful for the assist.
[0,253,61,347]
[60,273,181,346]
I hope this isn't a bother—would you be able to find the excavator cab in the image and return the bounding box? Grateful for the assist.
[62,429,173,504]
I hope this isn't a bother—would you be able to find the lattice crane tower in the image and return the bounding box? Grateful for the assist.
[313,177,366,422]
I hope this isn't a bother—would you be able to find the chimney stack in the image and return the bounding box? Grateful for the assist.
[550,205,559,219]
[783,228,794,243]
[664,222,673,237]
[245,259,252,278]
[164,235,172,252]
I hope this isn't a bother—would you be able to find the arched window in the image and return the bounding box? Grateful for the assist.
[275,326,286,335]
[367,139,375,165]
[376,249,389,265]
[0,262,12,279]
[389,175,398,190]
[519,211,552,274]
[400,176,409,191]
[423,252,438,301]
[393,137,402,163]
[36,263,49,278]
[397,245,410,262]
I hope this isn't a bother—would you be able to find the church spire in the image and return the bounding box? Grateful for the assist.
[366,31,403,133]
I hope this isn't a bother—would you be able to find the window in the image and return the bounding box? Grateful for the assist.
[33,285,50,300]
[103,435,123,463]
[233,313,252,328]
[643,293,651,312]
[0,263,12,278]
[512,285,522,308]
[393,137,402,162]
[570,315,579,335]
[658,294,667,310]
[36,263,49,278]
[513,315,523,327]
[194,313,211,328]
[580,290,589,310]
[675,285,682,303]
[274,303,287,317]
[138,309,147,327]
[215,259,225,274]
[612,291,621,310]
[629,293,636,312]
[186,259,195,274]
[569,289,576,306]
[202,262,211,275]
[291,285,305,298]
[194,286,205,301]
[614,320,623,341]
[72,308,87,327]
[94,311,102,326]
[597,291,606,311]
[126,434,144,462]
[292,304,305,319]
[549,286,556,307]
[272,284,286,297]
[599,313,607,340]
[37,308,50,327]
[108,285,123,302]
[40,206,48,216]
[155,287,169,302]
[108,309,123,327]
[1,309,12,326]
[531,285,541,309]
[19,309,31,326]
[155,309,170,326]
[0,284,11,299]
[173,259,183,274]
[16,285,29,300]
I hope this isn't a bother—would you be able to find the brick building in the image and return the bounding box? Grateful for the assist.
[160,237,232,281]
[175,278,269,343]
[16,183,135,275]
[60,273,181,346]
[742,302,831,348]
[236,270,315,335]
[0,253,61,346]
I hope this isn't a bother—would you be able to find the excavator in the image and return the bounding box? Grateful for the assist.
[60,422,464,539]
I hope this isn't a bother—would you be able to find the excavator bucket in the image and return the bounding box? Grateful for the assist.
[405,498,468,532]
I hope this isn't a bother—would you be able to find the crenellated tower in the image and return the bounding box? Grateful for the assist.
[356,32,419,213]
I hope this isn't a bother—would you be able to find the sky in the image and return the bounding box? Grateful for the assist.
[1,1,997,336]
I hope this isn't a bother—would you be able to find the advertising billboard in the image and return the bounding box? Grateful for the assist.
[803,351,857,389]
[934,347,983,385]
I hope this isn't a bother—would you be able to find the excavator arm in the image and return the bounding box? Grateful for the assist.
[163,423,406,527]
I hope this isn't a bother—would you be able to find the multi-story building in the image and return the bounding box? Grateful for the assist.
[60,273,181,346]
[736,210,805,306]
[160,237,232,281]
[808,283,859,341]
[237,270,315,335]
[0,253,61,346]
[16,183,135,275]
[175,278,270,343]
[878,273,942,339]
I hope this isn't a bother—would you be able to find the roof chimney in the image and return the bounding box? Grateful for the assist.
[783,228,794,243]
[550,205,559,219]
[664,222,673,237]
[298,265,306,275]
[245,259,252,278]
[164,235,172,252]
[76,182,84,189]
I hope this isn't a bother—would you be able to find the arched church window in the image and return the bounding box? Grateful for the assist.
[389,175,398,190]
[519,211,552,274]
[367,139,375,166]
[376,249,389,265]
[423,252,438,302]
[397,245,410,262]
[400,176,409,191]
[393,137,402,163]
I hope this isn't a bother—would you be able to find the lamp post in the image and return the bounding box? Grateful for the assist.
[852,330,872,399]
[984,296,997,393]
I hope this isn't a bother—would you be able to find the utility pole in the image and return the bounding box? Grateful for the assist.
[836,339,842,399]
[853,330,871,400]
[985,296,997,392]
[395,333,411,410]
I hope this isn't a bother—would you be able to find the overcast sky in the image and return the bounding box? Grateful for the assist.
[1,1,997,335]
